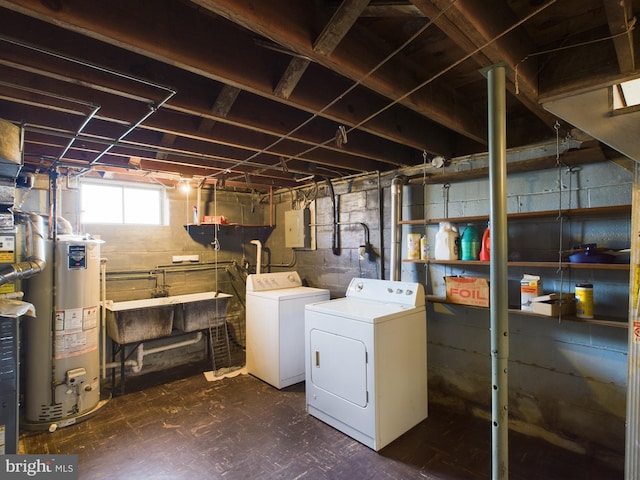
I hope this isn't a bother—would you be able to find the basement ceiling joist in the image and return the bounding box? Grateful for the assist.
[0,0,637,191]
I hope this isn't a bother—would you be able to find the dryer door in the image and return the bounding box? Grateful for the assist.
[309,329,367,407]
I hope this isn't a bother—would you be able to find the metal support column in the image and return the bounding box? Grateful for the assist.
[390,176,405,281]
[625,162,640,479]
[487,64,509,479]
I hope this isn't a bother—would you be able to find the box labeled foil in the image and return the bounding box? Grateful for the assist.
[445,276,489,307]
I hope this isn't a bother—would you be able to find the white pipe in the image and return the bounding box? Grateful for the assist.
[103,358,139,370]
[100,258,108,379]
[103,332,204,373]
[250,239,262,274]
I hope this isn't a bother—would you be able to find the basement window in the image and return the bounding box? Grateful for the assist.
[612,78,640,111]
[80,181,167,225]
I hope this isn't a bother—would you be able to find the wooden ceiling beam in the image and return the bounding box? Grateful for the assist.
[22,130,307,188]
[0,36,410,168]
[0,1,455,155]
[603,0,635,73]
[190,0,487,145]
[410,0,557,130]
[313,0,371,56]
[198,84,241,132]
[1,86,389,177]
[274,57,311,100]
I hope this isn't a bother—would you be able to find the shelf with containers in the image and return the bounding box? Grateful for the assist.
[401,204,632,325]
[423,295,628,329]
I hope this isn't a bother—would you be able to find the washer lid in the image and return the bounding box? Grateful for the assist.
[247,286,329,300]
[305,297,424,323]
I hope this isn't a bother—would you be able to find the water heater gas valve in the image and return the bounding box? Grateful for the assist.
[65,367,87,387]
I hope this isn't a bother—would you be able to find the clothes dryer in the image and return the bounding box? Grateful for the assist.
[304,278,427,451]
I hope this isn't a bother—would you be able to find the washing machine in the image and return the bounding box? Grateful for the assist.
[246,271,329,389]
[304,277,427,451]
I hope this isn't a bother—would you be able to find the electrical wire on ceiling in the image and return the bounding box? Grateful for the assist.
[210,1,460,184]
[2,32,355,184]
[513,16,637,95]
[4,1,559,188]
[218,0,559,186]
[1,33,175,176]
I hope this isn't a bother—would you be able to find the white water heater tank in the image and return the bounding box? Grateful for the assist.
[24,235,103,428]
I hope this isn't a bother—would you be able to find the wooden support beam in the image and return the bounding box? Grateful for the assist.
[275,0,369,99]
[198,84,241,132]
[604,0,635,73]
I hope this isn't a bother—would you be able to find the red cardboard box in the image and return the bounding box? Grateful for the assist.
[445,276,489,307]
[201,215,228,224]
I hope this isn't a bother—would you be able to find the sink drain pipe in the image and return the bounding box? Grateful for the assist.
[104,332,204,373]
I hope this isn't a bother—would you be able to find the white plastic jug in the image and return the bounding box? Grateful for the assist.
[434,222,459,260]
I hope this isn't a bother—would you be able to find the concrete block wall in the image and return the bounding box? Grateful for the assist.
[265,177,386,297]
[264,161,631,464]
[403,161,632,466]
[15,160,632,464]
[18,183,268,376]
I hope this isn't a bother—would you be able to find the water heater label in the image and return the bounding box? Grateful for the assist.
[0,235,15,263]
[54,307,98,359]
[83,306,98,330]
[67,244,86,269]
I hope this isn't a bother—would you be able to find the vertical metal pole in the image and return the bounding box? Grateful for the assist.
[487,64,509,479]
[625,162,640,480]
[390,176,405,281]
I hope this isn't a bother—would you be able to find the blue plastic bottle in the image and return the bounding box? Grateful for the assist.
[460,224,480,260]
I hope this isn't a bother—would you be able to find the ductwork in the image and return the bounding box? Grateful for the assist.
[0,212,46,287]
[390,176,405,281]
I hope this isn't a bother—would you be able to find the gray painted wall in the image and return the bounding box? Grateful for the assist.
[18,160,631,466]
[275,162,630,465]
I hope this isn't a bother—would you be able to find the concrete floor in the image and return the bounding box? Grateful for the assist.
[20,363,623,479]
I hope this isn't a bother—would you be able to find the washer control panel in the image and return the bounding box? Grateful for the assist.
[246,271,303,291]
[346,278,424,306]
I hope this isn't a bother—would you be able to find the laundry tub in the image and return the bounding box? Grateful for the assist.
[105,297,175,344]
[172,292,232,332]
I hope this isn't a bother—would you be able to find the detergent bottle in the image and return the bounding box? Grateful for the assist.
[479,222,490,261]
[460,224,480,260]
[434,222,459,260]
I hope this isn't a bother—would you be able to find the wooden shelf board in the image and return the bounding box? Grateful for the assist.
[404,259,629,270]
[426,296,627,328]
[400,204,631,225]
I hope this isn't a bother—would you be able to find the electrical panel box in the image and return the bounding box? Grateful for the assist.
[285,208,311,248]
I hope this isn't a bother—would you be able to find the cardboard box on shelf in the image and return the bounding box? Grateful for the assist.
[445,276,489,307]
[531,293,576,316]
[521,274,542,311]
[201,215,228,224]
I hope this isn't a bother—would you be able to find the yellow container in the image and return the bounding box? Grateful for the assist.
[575,283,593,318]
[407,233,421,260]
